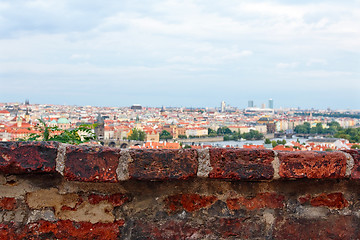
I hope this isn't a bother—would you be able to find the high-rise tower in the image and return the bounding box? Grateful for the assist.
[248,100,254,108]
[269,99,274,109]
[221,101,226,112]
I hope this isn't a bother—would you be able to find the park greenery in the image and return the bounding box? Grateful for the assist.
[128,128,146,141]
[294,121,360,143]
[18,119,97,145]
[295,112,360,119]
[223,129,264,141]
[294,122,341,135]
[159,130,173,140]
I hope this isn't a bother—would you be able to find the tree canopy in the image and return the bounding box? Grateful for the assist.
[159,130,173,140]
[18,119,97,145]
[128,128,146,141]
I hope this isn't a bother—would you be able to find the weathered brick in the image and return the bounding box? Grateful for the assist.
[132,218,265,239]
[342,149,360,179]
[0,197,16,210]
[0,141,58,174]
[227,192,285,210]
[128,149,198,180]
[215,218,265,239]
[64,145,120,182]
[164,194,217,212]
[274,216,358,240]
[88,193,128,207]
[278,151,347,179]
[310,192,348,209]
[298,194,311,204]
[132,220,213,239]
[208,148,275,180]
[0,220,124,240]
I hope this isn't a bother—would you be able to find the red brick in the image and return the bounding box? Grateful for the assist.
[134,220,213,240]
[64,145,120,182]
[215,218,265,238]
[208,148,275,180]
[0,197,16,210]
[274,216,357,240]
[342,149,360,179]
[278,151,347,179]
[164,194,217,212]
[0,220,124,240]
[134,218,265,239]
[310,192,348,209]
[129,149,198,180]
[298,194,311,204]
[227,192,284,210]
[88,193,128,207]
[0,141,58,174]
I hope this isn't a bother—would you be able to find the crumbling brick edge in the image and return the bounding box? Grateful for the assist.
[0,141,359,182]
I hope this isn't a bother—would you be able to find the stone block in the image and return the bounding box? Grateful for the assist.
[0,141,58,174]
[342,149,360,179]
[128,149,198,180]
[278,151,347,178]
[64,145,120,182]
[208,148,275,180]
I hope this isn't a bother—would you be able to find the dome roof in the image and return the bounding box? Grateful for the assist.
[57,118,69,124]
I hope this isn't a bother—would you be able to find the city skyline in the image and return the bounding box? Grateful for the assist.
[1,99,359,112]
[0,0,359,109]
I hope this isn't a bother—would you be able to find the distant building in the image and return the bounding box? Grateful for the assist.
[306,138,349,150]
[131,104,142,110]
[57,118,71,129]
[163,124,178,139]
[221,101,226,112]
[248,100,254,108]
[269,99,274,109]
[95,114,105,140]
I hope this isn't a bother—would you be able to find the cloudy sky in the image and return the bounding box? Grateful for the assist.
[0,0,359,109]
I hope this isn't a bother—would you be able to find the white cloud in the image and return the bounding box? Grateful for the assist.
[70,54,91,60]
[306,59,327,66]
[276,62,298,69]
[0,0,359,108]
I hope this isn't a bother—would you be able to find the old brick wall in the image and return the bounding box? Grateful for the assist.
[1,141,360,239]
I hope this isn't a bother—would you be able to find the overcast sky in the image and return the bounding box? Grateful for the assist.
[0,0,359,109]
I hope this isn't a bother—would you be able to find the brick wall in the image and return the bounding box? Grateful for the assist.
[0,141,360,239]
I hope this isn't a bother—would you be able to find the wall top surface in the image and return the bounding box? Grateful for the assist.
[0,141,359,182]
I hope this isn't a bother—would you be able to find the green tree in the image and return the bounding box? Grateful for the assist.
[217,127,232,135]
[351,144,360,149]
[242,130,264,140]
[128,128,146,141]
[208,128,217,137]
[264,138,271,144]
[18,119,97,145]
[334,127,360,143]
[159,130,173,140]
